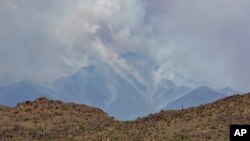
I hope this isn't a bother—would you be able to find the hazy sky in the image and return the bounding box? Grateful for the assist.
[0,0,250,92]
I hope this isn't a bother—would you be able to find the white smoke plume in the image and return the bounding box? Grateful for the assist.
[0,0,250,92]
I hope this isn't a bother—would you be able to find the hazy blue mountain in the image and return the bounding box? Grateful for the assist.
[220,87,240,96]
[154,80,193,110]
[0,64,149,120]
[53,64,148,120]
[0,64,236,120]
[0,80,58,106]
[164,86,227,110]
[121,52,159,83]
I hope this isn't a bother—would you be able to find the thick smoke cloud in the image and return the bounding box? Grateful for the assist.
[144,0,250,91]
[0,0,250,92]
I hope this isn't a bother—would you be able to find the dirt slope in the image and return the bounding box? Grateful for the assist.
[0,93,250,141]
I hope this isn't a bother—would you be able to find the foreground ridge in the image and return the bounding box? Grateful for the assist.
[0,93,250,141]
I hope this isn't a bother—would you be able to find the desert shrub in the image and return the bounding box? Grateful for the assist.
[54,111,63,116]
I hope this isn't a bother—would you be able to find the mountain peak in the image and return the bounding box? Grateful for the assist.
[164,85,227,110]
[220,86,240,95]
[193,85,214,92]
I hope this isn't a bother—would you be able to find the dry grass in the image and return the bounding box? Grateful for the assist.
[0,94,250,141]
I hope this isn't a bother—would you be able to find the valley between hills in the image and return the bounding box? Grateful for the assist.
[0,93,250,141]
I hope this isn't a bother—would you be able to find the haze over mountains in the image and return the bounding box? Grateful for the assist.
[1,0,250,122]
[164,86,228,110]
[220,87,241,96]
[0,63,240,120]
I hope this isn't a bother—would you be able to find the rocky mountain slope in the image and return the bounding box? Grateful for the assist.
[0,93,250,141]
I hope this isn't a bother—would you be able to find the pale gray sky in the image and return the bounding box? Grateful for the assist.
[0,0,250,92]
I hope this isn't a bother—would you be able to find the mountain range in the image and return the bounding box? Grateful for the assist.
[220,86,240,96]
[164,86,227,110]
[0,64,241,120]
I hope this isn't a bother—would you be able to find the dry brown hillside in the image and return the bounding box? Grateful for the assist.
[0,93,250,141]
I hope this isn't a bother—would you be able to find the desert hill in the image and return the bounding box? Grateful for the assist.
[1,93,250,141]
